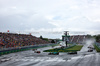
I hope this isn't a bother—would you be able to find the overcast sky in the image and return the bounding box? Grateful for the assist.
[0,0,100,38]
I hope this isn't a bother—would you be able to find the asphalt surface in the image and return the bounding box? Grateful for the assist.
[0,46,100,66]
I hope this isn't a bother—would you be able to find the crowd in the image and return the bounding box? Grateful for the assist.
[0,32,49,49]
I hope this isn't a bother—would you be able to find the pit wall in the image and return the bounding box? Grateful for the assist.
[0,43,59,56]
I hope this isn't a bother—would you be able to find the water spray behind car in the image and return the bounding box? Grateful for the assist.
[80,38,96,52]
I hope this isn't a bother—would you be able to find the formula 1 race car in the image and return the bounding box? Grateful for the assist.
[32,49,41,53]
[68,52,77,54]
[88,49,93,52]
[34,50,41,53]
[48,52,59,55]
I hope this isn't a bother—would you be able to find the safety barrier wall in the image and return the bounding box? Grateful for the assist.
[0,43,59,55]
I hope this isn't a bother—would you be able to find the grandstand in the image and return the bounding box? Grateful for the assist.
[0,32,49,49]
[68,35,87,44]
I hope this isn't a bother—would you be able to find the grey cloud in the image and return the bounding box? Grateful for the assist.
[0,0,100,38]
[0,13,55,32]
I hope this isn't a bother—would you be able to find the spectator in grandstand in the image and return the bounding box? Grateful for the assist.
[0,32,49,49]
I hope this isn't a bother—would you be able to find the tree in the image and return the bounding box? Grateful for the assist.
[95,34,100,42]
[40,35,43,39]
[86,34,92,38]
[43,38,48,41]
[40,35,48,41]
[51,40,55,43]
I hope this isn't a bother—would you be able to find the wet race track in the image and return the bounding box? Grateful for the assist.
[0,46,100,66]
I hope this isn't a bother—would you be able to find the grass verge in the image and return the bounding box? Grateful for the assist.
[94,44,100,52]
[67,45,83,50]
